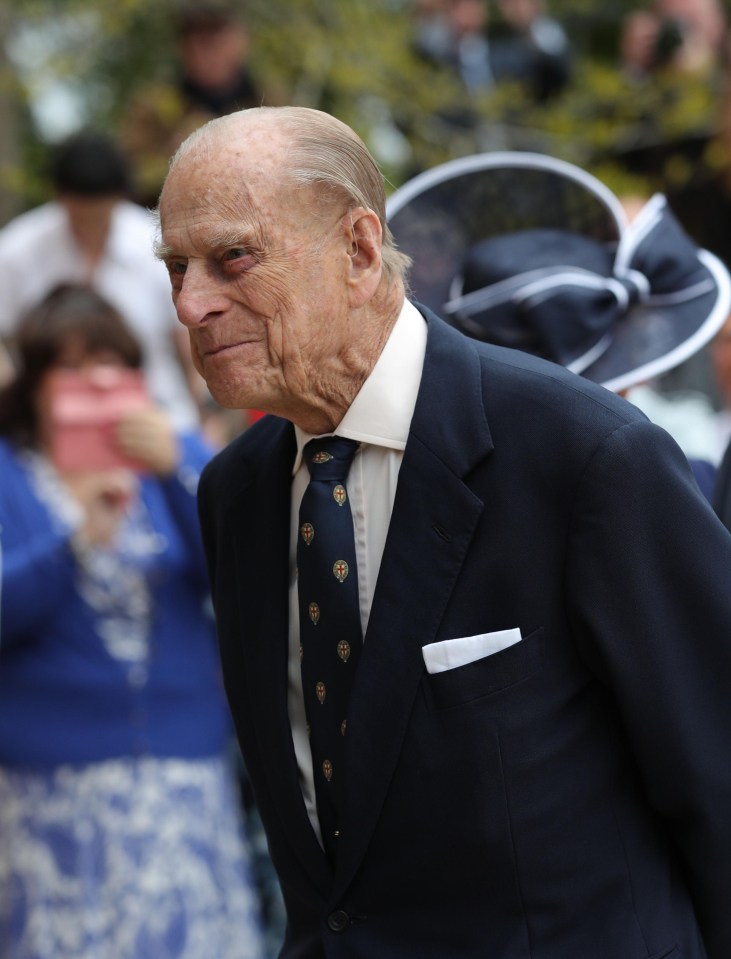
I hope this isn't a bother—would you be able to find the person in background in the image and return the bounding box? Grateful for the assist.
[412,0,570,102]
[619,0,727,80]
[0,130,201,432]
[0,284,265,959]
[619,7,666,80]
[651,0,728,75]
[157,105,731,959]
[412,0,493,95]
[120,0,265,210]
[490,0,572,101]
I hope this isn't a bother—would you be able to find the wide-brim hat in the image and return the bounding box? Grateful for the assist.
[386,151,731,393]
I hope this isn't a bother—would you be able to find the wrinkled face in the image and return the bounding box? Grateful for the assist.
[158,123,355,417]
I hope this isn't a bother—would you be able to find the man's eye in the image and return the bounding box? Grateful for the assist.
[223,248,257,269]
[165,261,187,290]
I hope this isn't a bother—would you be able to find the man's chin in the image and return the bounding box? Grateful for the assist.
[205,379,268,414]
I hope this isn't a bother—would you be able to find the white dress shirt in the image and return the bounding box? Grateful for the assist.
[287,299,427,840]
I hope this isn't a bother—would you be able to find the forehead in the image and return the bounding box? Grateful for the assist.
[159,122,305,249]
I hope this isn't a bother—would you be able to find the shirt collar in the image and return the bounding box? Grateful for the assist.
[292,299,427,473]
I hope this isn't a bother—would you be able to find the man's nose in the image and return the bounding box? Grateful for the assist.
[174,264,229,329]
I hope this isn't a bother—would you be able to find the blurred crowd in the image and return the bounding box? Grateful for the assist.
[2,0,731,957]
[403,0,731,469]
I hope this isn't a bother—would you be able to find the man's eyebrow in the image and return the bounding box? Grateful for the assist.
[154,226,260,261]
[153,238,174,261]
[208,227,258,249]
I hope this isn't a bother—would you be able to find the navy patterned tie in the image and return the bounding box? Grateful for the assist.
[297,436,362,861]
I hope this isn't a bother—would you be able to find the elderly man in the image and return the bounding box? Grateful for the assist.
[157,106,731,959]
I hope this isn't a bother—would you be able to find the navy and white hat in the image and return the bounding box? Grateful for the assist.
[386,152,731,393]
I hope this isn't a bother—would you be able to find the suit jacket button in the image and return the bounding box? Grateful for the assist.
[327,910,349,933]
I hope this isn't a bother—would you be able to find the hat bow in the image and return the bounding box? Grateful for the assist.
[444,194,715,372]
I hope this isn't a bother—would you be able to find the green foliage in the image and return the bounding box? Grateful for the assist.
[1,0,729,211]
[458,59,723,198]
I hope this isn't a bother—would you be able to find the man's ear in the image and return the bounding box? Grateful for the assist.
[345,207,383,307]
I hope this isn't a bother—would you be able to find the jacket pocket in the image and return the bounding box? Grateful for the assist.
[422,627,522,674]
[427,626,544,709]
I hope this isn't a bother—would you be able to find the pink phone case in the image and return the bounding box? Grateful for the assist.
[49,368,150,473]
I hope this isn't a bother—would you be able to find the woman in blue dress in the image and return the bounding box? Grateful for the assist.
[0,285,265,959]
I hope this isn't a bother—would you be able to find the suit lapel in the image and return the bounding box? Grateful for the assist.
[335,314,494,894]
[225,424,332,890]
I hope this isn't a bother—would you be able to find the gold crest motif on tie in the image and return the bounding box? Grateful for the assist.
[337,640,351,662]
[322,759,333,781]
[316,681,326,703]
[300,522,314,546]
[333,560,349,582]
[309,602,320,624]
[333,484,347,506]
[312,451,333,464]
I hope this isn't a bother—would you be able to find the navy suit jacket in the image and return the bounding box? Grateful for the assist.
[198,308,731,959]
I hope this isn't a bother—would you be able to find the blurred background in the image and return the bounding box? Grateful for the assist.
[0,2,728,497]
[0,0,729,224]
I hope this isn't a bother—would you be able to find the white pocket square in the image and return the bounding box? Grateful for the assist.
[422,628,523,675]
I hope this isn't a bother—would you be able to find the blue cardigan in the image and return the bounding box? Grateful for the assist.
[0,433,233,766]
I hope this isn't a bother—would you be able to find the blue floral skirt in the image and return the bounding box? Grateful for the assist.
[0,756,266,959]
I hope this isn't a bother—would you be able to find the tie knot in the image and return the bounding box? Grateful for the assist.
[304,437,359,482]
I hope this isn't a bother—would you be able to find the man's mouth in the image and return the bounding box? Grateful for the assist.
[201,340,251,357]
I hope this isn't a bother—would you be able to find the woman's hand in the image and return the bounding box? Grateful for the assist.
[115,406,179,477]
